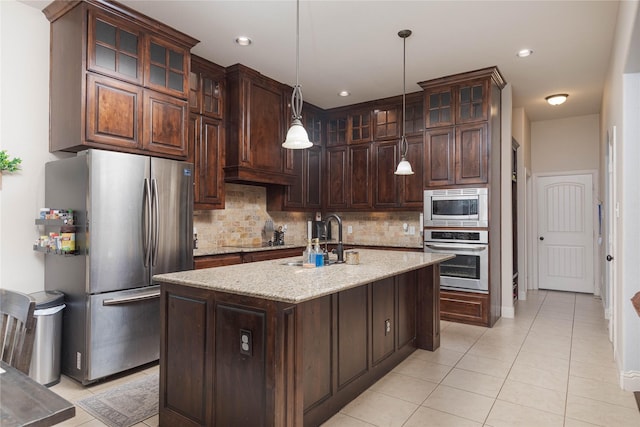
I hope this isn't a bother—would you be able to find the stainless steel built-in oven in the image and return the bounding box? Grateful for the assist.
[424,188,488,228]
[424,229,488,293]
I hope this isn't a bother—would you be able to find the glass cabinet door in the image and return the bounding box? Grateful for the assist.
[88,11,143,84]
[145,36,189,98]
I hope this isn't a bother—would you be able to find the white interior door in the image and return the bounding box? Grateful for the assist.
[537,174,594,293]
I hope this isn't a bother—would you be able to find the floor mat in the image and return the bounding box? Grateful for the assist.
[76,374,158,427]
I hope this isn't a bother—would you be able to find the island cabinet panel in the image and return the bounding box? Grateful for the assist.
[372,277,395,365]
[397,270,417,348]
[214,304,266,426]
[302,296,333,412]
[161,288,212,427]
[158,261,442,427]
[337,286,369,387]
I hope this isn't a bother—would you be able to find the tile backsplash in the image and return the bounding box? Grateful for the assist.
[194,184,423,252]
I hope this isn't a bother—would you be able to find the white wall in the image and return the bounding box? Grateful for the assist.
[0,0,65,294]
[600,0,640,391]
[531,114,600,174]
[501,84,514,317]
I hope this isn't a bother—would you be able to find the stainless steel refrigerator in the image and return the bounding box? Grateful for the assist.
[44,149,193,384]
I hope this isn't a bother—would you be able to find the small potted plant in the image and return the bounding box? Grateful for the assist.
[0,150,22,189]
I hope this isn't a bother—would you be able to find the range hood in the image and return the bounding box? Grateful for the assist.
[223,166,296,186]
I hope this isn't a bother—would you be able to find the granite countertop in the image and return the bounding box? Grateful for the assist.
[155,249,453,304]
[194,242,424,257]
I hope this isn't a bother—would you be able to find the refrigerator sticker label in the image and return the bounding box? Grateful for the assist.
[183,168,192,176]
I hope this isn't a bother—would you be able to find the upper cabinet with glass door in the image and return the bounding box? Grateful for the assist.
[88,11,143,84]
[87,9,190,99]
[145,36,190,99]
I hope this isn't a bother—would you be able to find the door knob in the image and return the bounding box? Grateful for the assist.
[539,236,544,241]
[606,255,614,261]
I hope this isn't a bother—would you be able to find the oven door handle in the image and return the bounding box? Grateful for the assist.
[425,243,487,252]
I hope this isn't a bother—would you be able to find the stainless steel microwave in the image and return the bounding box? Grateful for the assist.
[424,188,488,228]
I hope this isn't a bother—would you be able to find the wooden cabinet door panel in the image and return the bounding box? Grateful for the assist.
[455,123,488,185]
[302,296,333,411]
[215,304,266,426]
[374,141,399,208]
[348,110,372,144]
[337,286,368,387]
[349,145,372,209]
[247,81,285,172]
[372,278,395,365]
[284,149,304,208]
[198,117,225,207]
[401,135,424,206]
[143,90,188,158]
[326,147,348,210]
[424,128,455,187]
[326,115,347,146]
[306,146,323,209]
[397,272,417,348]
[86,73,143,149]
[374,106,399,140]
[162,291,209,425]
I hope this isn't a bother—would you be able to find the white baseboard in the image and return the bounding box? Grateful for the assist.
[502,305,515,319]
[621,370,640,391]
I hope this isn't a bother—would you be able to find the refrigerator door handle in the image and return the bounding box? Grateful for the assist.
[102,290,161,306]
[151,178,160,266]
[143,178,152,267]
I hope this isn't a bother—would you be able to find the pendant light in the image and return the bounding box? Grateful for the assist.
[394,29,414,175]
[282,0,312,149]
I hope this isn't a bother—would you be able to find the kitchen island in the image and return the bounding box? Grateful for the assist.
[153,249,453,427]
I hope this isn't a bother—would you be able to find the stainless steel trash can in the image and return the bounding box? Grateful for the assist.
[28,290,65,386]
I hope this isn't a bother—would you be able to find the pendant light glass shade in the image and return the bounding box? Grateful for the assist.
[395,29,414,175]
[283,0,311,149]
[283,118,312,149]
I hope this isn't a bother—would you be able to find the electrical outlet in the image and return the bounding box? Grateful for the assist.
[385,319,391,335]
[409,226,415,235]
[347,225,353,234]
[240,329,252,356]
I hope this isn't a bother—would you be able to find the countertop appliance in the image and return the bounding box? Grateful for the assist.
[44,150,193,384]
[424,188,488,228]
[424,229,488,293]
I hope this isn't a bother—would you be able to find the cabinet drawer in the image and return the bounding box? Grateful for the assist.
[440,290,489,326]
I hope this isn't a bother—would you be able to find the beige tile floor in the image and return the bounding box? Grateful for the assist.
[49,290,640,426]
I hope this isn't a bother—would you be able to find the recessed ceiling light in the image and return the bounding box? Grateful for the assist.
[545,94,569,106]
[516,49,533,58]
[235,36,252,46]
[338,91,350,97]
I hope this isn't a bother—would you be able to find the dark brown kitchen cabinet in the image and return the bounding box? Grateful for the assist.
[349,144,373,209]
[189,55,224,119]
[348,110,372,144]
[44,0,198,159]
[268,103,323,211]
[87,9,143,85]
[373,135,423,210]
[420,67,504,189]
[325,146,348,210]
[374,106,400,141]
[225,64,295,186]
[326,113,347,147]
[188,114,225,209]
[423,123,487,187]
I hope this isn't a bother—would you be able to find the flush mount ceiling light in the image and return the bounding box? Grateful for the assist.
[338,90,350,97]
[235,36,252,46]
[282,0,312,150]
[546,94,569,106]
[395,29,414,176]
[516,48,533,58]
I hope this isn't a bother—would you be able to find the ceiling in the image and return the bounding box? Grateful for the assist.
[34,0,621,122]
